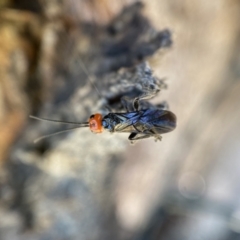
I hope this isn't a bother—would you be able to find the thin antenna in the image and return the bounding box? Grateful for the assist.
[29,115,89,126]
[30,115,89,143]
[77,58,111,112]
[33,127,84,143]
[78,58,104,100]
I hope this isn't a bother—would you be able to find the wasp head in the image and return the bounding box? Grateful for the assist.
[88,114,103,133]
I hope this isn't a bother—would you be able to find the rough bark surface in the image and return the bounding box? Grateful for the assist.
[0,1,240,240]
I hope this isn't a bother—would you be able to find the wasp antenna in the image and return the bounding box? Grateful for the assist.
[77,58,112,112]
[78,58,103,100]
[29,115,89,126]
[33,127,85,143]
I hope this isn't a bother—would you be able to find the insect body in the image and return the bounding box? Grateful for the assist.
[89,109,176,143]
[31,108,176,144]
[30,62,177,144]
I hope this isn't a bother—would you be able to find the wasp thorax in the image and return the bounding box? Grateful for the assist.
[88,113,103,133]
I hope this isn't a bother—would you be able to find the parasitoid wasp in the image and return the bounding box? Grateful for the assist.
[30,61,177,144]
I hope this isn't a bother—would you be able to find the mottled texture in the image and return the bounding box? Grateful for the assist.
[0,1,173,240]
[0,0,240,240]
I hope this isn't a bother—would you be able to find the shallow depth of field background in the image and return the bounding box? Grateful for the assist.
[0,0,240,240]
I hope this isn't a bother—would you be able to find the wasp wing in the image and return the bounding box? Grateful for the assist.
[112,112,139,132]
[143,110,176,134]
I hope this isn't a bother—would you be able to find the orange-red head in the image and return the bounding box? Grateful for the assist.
[88,113,103,133]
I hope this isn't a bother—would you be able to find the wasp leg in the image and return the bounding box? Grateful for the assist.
[133,97,140,111]
[153,134,162,142]
[148,128,162,142]
[139,122,162,141]
[138,123,162,142]
[133,92,158,111]
[128,132,152,144]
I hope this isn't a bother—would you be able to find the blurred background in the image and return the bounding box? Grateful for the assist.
[0,0,240,239]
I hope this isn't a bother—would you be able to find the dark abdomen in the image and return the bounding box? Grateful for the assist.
[142,109,177,134]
